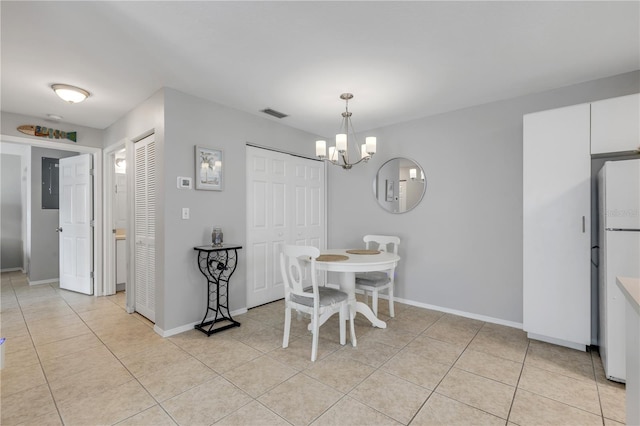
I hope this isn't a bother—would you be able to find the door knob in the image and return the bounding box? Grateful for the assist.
[55,227,63,233]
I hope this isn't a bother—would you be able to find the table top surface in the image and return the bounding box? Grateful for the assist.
[194,244,243,252]
[315,248,400,272]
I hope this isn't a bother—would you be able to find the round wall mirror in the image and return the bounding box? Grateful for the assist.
[373,157,426,213]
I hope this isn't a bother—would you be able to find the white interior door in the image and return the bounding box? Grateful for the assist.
[59,154,93,294]
[246,146,325,308]
[134,134,156,322]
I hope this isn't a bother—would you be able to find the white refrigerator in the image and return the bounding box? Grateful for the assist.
[598,158,640,383]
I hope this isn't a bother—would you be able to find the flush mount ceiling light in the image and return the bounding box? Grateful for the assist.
[315,93,376,170]
[51,84,90,104]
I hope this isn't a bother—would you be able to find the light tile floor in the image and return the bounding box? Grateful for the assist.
[0,271,626,425]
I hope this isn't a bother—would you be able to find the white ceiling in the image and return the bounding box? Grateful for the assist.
[1,1,638,137]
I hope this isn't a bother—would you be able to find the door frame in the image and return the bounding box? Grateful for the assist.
[0,134,103,294]
[103,141,127,297]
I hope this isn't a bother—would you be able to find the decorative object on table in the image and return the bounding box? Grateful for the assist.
[17,125,77,142]
[193,245,243,335]
[316,254,349,262]
[315,93,377,170]
[195,145,223,190]
[281,245,354,361]
[211,227,224,247]
[355,235,401,318]
[346,249,380,255]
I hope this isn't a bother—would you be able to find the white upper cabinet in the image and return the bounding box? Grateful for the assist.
[591,93,640,155]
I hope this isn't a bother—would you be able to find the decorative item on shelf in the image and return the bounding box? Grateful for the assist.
[17,125,77,142]
[212,227,224,247]
[315,93,376,170]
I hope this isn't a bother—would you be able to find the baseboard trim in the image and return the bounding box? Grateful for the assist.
[153,298,522,338]
[0,267,24,273]
[154,307,249,337]
[391,296,523,330]
[526,332,587,352]
[27,278,59,286]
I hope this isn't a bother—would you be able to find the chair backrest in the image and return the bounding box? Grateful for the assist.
[363,235,400,254]
[280,245,320,299]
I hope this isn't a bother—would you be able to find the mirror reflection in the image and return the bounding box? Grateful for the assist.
[374,157,426,213]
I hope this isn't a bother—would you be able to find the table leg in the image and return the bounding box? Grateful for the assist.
[339,272,387,331]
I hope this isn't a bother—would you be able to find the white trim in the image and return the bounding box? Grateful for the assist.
[153,308,248,337]
[0,268,25,273]
[102,140,127,297]
[28,278,59,286]
[526,332,586,352]
[393,296,524,330]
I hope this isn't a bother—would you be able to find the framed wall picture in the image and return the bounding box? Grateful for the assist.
[385,179,394,202]
[195,145,223,190]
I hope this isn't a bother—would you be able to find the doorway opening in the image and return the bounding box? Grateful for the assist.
[0,134,102,293]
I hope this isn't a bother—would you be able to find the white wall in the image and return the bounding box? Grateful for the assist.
[328,70,640,325]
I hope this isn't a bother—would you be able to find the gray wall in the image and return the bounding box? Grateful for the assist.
[328,70,640,325]
[104,88,323,333]
[1,154,23,269]
[29,147,78,282]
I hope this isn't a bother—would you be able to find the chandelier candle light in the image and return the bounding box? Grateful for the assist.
[316,93,376,170]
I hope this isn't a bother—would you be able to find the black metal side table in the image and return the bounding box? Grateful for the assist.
[193,244,242,336]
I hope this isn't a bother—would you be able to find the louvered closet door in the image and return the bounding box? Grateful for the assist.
[134,134,156,322]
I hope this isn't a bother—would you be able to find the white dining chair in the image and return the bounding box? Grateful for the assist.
[355,235,400,318]
[280,245,351,361]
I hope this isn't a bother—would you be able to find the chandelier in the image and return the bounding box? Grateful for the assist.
[315,93,376,170]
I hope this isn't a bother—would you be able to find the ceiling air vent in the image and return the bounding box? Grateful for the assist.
[261,108,288,119]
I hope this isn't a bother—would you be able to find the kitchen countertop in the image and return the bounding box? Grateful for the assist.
[617,276,640,317]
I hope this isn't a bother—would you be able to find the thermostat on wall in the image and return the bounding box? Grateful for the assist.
[177,176,192,189]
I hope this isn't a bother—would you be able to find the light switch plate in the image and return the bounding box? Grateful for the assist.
[182,208,190,220]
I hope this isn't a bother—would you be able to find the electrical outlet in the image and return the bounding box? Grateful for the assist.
[182,208,190,220]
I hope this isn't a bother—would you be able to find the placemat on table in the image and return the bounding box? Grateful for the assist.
[346,249,381,255]
[316,254,349,262]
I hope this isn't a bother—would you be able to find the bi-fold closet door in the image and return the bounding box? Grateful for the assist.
[246,146,325,308]
[133,134,156,322]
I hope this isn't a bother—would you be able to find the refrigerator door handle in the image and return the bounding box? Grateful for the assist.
[582,216,585,233]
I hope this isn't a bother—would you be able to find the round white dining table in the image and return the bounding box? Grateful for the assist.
[314,249,400,346]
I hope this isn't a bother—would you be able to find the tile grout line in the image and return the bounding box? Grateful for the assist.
[10,280,65,425]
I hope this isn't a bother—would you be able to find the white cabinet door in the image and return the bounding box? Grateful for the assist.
[523,103,591,350]
[591,93,640,155]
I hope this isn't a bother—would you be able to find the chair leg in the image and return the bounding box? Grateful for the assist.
[283,307,292,349]
[339,305,346,345]
[388,285,395,318]
[372,289,379,317]
[311,312,319,362]
[349,306,357,347]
